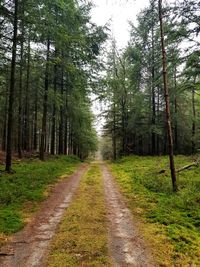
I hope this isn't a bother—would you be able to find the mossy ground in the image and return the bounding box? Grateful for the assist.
[109,156,200,266]
[0,155,80,245]
[46,163,111,267]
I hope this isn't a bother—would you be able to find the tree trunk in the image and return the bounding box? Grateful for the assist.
[58,66,64,154]
[192,78,196,154]
[5,0,18,172]
[112,104,117,160]
[18,5,24,158]
[69,125,73,155]
[2,80,8,151]
[122,103,126,155]
[156,86,160,154]
[64,93,68,155]
[24,37,31,151]
[174,66,178,154]
[40,38,50,160]
[51,52,58,155]
[158,0,177,192]
[33,85,38,151]
[151,20,156,155]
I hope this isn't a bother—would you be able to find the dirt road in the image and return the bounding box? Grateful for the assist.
[101,164,154,267]
[0,165,88,267]
[0,162,154,267]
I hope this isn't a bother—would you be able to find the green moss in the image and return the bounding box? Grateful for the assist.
[0,156,80,235]
[0,208,23,234]
[109,156,200,265]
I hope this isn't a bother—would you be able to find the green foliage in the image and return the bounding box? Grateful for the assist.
[0,0,106,163]
[102,0,200,158]
[100,137,113,160]
[0,156,80,234]
[110,156,200,264]
[0,209,23,234]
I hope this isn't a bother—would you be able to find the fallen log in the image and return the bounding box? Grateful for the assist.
[176,162,199,173]
[158,162,199,174]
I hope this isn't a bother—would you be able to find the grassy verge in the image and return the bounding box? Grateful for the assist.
[46,163,110,267]
[0,155,80,242]
[109,156,200,266]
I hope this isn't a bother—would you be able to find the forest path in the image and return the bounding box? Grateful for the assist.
[0,162,154,267]
[0,165,88,267]
[101,163,154,267]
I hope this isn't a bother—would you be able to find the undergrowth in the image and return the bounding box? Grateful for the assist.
[46,163,110,267]
[109,156,200,266]
[0,156,80,238]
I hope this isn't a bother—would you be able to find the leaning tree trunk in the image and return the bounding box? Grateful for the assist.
[5,0,18,172]
[40,38,50,160]
[158,0,177,192]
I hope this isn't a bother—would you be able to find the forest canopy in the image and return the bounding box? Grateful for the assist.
[0,0,107,171]
[101,0,200,159]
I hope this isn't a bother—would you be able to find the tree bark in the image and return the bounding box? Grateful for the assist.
[2,79,8,151]
[5,0,18,172]
[174,65,178,154]
[64,91,68,155]
[18,4,24,158]
[58,65,64,154]
[51,51,58,155]
[40,38,50,160]
[33,85,38,151]
[156,87,160,154]
[158,0,177,192]
[192,77,196,154]
[24,37,31,151]
[151,2,156,155]
[112,103,117,160]
[64,117,68,155]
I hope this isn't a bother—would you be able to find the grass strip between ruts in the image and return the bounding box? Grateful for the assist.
[46,163,111,267]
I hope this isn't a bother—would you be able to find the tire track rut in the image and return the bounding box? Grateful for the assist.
[0,165,88,267]
[101,163,154,267]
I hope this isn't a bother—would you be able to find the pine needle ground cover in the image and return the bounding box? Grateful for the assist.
[109,156,200,266]
[46,163,110,267]
[0,156,80,245]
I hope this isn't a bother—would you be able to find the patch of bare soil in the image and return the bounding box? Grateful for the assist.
[101,164,155,267]
[0,165,88,267]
